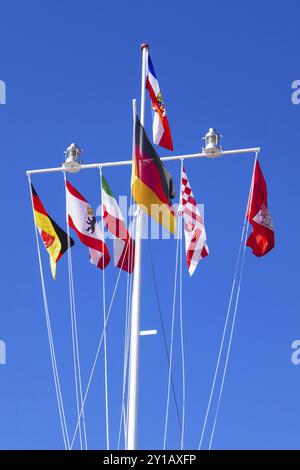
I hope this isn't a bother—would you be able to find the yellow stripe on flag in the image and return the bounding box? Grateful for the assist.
[34,210,62,279]
[131,173,176,234]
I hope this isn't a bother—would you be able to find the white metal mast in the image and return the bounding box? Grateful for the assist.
[126,43,148,451]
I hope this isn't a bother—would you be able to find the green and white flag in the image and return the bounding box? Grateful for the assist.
[101,176,135,273]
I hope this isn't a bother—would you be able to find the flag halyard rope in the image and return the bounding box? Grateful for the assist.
[198,152,259,450]
[67,254,83,449]
[147,238,182,433]
[179,161,186,450]
[99,167,110,450]
[208,229,248,449]
[28,175,70,450]
[64,171,88,450]
[29,145,261,451]
[118,196,135,449]
[163,162,183,449]
[207,151,259,449]
[117,267,132,449]
[70,231,133,449]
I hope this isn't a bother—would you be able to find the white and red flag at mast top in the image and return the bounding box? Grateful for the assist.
[145,52,173,151]
[179,166,209,275]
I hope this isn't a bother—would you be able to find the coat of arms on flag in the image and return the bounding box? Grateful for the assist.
[246,161,274,257]
[145,53,173,151]
[83,206,97,235]
[66,180,110,269]
[31,184,74,279]
[179,166,209,275]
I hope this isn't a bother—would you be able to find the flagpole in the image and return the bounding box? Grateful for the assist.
[126,43,148,451]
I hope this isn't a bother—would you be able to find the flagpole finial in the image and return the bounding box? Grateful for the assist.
[140,43,149,50]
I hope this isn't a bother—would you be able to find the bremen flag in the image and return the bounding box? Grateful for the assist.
[146,53,173,151]
[131,114,176,234]
[179,166,209,275]
[66,181,110,269]
[101,175,135,273]
[31,184,74,279]
[246,161,274,257]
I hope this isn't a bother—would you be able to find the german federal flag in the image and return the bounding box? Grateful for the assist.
[31,184,74,279]
[131,115,176,234]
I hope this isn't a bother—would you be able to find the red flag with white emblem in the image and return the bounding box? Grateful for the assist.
[178,166,209,275]
[246,161,274,257]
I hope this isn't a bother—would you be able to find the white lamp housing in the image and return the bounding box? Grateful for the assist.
[202,128,222,157]
[63,143,82,173]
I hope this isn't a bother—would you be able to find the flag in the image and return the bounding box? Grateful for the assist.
[66,181,110,269]
[146,53,173,151]
[179,166,209,275]
[246,161,274,257]
[131,114,176,234]
[101,175,135,273]
[31,184,74,279]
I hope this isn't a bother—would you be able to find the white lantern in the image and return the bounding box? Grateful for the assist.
[202,128,222,156]
[63,143,82,173]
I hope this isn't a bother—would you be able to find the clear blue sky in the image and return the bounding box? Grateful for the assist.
[0,0,299,450]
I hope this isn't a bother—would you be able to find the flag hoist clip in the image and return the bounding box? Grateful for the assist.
[202,128,222,157]
[63,143,82,173]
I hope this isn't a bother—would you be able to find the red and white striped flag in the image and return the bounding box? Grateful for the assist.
[179,166,209,275]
